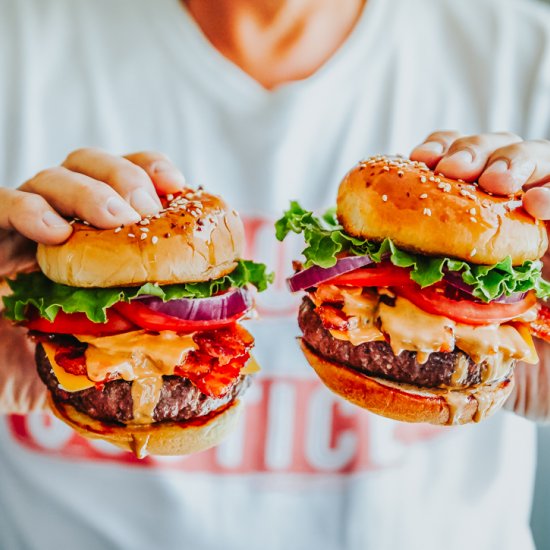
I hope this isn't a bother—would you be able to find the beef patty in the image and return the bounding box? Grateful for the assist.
[36,343,250,425]
[298,297,509,389]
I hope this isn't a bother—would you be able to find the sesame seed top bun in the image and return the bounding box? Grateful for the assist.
[336,156,548,266]
[37,189,245,288]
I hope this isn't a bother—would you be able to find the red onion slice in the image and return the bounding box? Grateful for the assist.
[443,271,526,303]
[287,255,374,292]
[135,287,252,321]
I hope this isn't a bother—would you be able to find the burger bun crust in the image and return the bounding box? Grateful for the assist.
[337,157,547,265]
[300,340,514,426]
[48,393,243,458]
[37,189,245,287]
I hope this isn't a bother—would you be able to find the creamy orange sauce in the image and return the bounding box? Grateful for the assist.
[318,287,538,368]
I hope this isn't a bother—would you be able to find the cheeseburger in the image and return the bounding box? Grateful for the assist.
[276,155,550,425]
[3,188,272,457]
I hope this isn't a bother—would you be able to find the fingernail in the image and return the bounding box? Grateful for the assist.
[128,189,161,215]
[106,196,140,222]
[444,149,474,164]
[417,141,444,154]
[485,159,509,174]
[42,211,69,228]
[152,161,186,187]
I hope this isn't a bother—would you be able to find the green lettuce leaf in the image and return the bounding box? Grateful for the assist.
[2,260,274,323]
[275,201,550,302]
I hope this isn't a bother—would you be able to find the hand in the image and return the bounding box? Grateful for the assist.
[0,149,186,277]
[410,131,550,219]
[411,132,550,422]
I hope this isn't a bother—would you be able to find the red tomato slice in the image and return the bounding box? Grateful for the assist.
[113,301,245,332]
[25,309,136,335]
[328,264,413,287]
[394,285,537,325]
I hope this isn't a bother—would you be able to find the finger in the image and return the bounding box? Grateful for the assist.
[0,188,72,244]
[410,130,462,168]
[523,185,550,220]
[20,167,141,228]
[124,151,186,195]
[435,132,522,182]
[479,140,550,195]
[63,148,162,215]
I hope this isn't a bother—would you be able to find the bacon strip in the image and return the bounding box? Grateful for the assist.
[530,303,550,343]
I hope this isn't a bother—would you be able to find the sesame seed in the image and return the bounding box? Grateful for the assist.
[153,213,161,219]
[469,208,476,215]
[434,177,441,183]
[114,227,122,233]
[166,194,174,201]
[420,193,428,199]
[69,219,76,225]
[470,217,477,223]
[471,248,477,257]
[128,233,135,238]
[420,176,427,183]
[140,227,149,233]
[151,236,158,244]
[83,220,90,226]
[139,219,150,225]
[457,179,464,183]
[423,208,432,216]
[429,176,435,182]
[382,194,388,202]
[383,166,390,172]
[140,233,147,240]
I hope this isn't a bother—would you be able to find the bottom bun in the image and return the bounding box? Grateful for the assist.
[300,339,514,426]
[47,394,243,458]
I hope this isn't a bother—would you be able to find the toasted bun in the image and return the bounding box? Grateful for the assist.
[48,394,243,458]
[337,156,547,265]
[300,340,514,425]
[37,189,245,287]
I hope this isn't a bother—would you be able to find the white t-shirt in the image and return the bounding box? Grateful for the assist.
[1,0,549,549]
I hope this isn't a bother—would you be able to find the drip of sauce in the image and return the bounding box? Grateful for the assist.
[378,297,455,357]
[450,354,471,386]
[329,288,384,345]
[373,375,511,425]
[77,330,197,424]
[444,391,473,425]
[130,377,164,425]
[327,290,538,367]
[78,330,197,383]
[129,434,151,459]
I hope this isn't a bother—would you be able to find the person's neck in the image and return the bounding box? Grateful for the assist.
[183,0,366,89]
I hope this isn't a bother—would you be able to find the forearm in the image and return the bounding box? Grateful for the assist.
[0,318,46,414]
[506,339,550,423]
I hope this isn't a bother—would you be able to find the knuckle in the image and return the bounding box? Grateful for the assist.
[426,130,460,143]
[107,163,150,190]
[33,166,63,183]
[452,135,482,150]
[63,147,101,165]
[134,150,169,163]
[492,142,526,158]
[12,192,47,214]
[78,179,108,202]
